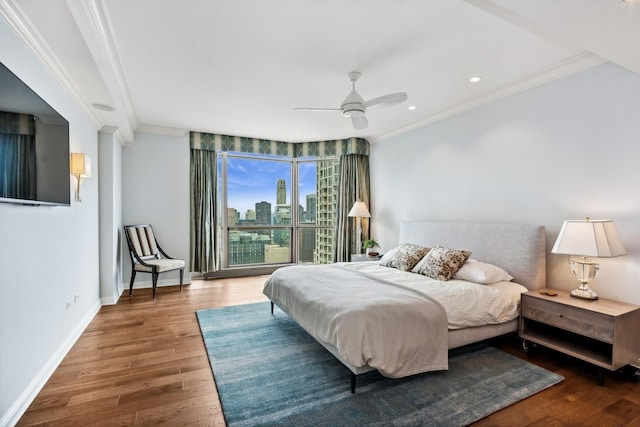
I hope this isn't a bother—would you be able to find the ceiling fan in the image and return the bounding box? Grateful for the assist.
[294,71,408,130]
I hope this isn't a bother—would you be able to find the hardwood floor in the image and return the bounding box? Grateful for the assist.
[17,277,640,426]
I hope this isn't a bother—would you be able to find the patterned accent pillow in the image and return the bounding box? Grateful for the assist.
[412,246,472,281]
[379,243,431,271]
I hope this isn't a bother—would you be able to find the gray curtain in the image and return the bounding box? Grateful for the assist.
[0,134,36,200]
[334,154,370,262]
[0,112,36,200]
[190,148,218,273]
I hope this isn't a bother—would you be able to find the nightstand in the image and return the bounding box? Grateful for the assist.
[520,289,640,384]
[350,254,381,262]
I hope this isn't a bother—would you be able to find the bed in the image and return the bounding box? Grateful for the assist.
[263,221,546,392]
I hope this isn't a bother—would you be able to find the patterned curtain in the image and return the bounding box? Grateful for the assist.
[334,154,370,262]
[0,112,36,200]
[190,148,218,273]
[190,132,369,157]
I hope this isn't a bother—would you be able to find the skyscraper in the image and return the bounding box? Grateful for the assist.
[227,208,238,227]
[314,160,338,264]
[228,230,267,265]
[305,193,316,223]
[255,201,271,225]
[273,178,291,246]
[276,179,287,205]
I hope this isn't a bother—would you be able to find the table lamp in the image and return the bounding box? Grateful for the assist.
[348,200,371,254]
[551,218,626,300]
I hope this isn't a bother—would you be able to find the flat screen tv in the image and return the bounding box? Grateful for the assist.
[0,61,70,206]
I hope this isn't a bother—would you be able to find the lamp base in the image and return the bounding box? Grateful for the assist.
[568,259,599,300]
[570,286,598,300]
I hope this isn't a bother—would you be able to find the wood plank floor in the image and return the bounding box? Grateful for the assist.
[17,277,640,426]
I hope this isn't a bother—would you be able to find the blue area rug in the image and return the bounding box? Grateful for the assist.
[197,302,563,426]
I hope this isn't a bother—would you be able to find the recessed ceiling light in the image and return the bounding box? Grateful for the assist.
[408,105,417,111]
[92,103,115,111]
[469,76,482,83]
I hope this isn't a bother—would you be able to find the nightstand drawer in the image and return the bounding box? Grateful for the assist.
[522,296,614,343]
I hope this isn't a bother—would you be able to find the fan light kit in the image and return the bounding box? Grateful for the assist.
[294,71,408,130]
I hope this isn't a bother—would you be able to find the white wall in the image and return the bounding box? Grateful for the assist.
[99,130,123,304]
[370,63,640,304]
[121,131,191,289]
[0,18,100,425]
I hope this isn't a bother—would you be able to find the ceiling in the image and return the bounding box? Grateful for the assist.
[1,0,639,146]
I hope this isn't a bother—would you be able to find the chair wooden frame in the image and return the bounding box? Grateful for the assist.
[124,224,185,298]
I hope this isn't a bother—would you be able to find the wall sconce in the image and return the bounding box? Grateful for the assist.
[70,153,91,202]
[348,200,371,254]
[551,218,626,300]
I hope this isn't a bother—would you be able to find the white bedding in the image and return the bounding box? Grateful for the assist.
[264,264,449,378]
[264,221,546,383]
[264,261,529,378]
[343,261,528,329]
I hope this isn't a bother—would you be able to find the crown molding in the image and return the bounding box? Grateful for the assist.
[376,52,604,143]
[100,125,130,147]
[67,0,136,145]
[0,0,105,129]
[137,124,190,138]
[0,0,136,146]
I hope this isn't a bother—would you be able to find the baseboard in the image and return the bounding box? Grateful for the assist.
[100,284,123,305]
[129,278,192,289]
[204,265,285,279]
[1,300,102,427]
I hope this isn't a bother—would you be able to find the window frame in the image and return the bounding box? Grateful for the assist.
[218,151,338,271]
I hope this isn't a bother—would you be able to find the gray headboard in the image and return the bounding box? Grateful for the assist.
[399,221,546,291]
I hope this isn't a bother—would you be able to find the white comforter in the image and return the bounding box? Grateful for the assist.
[264,264,449,378]
[345,262,528,329]
[263,262,528,379]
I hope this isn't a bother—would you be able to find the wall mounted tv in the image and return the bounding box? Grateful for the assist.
[0,61,70,206]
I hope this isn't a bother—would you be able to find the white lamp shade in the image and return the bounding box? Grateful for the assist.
[70,153,92,178]
[551,219,626,257]
[348,200,371,218]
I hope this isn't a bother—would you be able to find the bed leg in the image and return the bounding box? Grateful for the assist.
[350,373,356,394]
[270,301,274,315]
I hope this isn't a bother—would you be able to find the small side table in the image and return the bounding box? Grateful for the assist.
[520,289,640,384]
[350,254,381,262]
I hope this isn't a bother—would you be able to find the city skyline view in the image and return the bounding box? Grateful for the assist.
[226,156,318,219]
[222,153,339,266]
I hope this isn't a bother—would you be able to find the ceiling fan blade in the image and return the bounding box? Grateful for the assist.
[294,107,341,112]
[351,115,368,130]
[363,92,408,109]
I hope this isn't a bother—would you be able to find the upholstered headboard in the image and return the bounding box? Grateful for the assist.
[399,221,546,291]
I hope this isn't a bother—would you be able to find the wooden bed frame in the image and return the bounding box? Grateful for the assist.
[271,221,546,392]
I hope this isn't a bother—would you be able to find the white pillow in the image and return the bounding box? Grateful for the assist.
[452,259,513,284]
[379,246,398,263]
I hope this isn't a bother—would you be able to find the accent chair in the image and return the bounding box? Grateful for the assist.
[124,224,185,298]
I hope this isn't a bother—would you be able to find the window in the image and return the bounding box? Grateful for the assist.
[219,152,337,269]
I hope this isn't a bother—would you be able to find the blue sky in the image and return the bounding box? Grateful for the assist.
[226,157,317,219]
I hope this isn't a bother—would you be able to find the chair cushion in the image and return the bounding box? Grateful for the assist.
[134,258,185,273]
